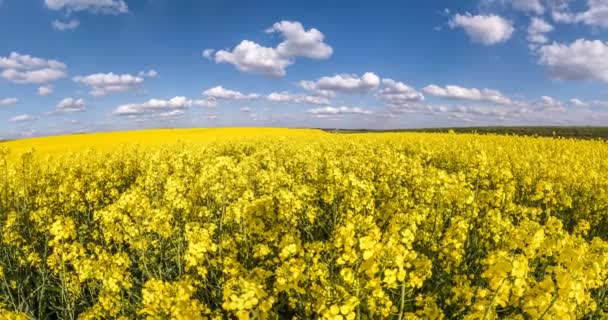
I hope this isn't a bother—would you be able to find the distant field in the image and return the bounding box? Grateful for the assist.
[326,126,608,139]
[0,128,327,157]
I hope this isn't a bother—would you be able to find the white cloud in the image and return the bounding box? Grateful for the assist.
[138,70,158,77]
[73,72,145,96]
[307,106,373,116]
[266,21,333,59]
[551,0,608,28]
[202,86,259,100]
[378,79,425,106]
[202,49,215,59]
[214,40,292,77]
[38,85,53,96]
[570,98,590,107]
[449,13,514,45]
[9,114,33,123]
[535,96,566,111]
[0,52,67,84]
[527,17,554,45]
[423,84,514,105]
[299,72,380,94]
[537,39,608,82]
[511,0,545,14]
[52,19,80,31]
[0,98,18,106]
[568,98,608,108]
[113,96,215,117]
[158,110,185,118]
[267,92,329,105]
[56,97,86,113]
[192,99,217,108]
[208,20,332,77]
[44,0,128,14]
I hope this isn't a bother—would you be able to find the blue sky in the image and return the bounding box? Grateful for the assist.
[1,0,608,138]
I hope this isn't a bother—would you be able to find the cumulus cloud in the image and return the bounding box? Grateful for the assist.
[267,92,329,105]
[449,13,514,45]
[38,85,53,96]
[537,39,608,82]
[202,49,215,59]
[214,40,292,77]
[570,98,590,107]
[423,84,514,105]
[44,0,128,14]
[568,98,608,108]
[527,17,554,45]
[202,86,259,100]
[378,79,425,107]
[73,72,148,96]
[9,114,33,123]
[113,96,193,116]
[138,70,158,77]
[158,110,185,118]
[52,19,80,31]
[511,0,545,14]
[551,0,608,28]
[0,52,67,84]
[299,72,380,95]
[535,96,566,111]
[56,97,86,113]
[0,98,18,106]
[307,106,373,116]
[266,21,333,59]
[113,96,215,117]
[207,20,332,77]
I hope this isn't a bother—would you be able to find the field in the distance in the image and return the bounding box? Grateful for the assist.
[1,128,607,319]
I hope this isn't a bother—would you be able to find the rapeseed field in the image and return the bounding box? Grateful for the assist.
[0,129,607,319]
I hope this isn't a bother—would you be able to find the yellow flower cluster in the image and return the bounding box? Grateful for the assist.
[0,130,607,319]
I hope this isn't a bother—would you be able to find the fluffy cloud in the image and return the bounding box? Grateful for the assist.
[267,92,329,105]
[114,96,192,116]
[307,106,373,116]
[214,41,291,77]
[538,39,608,82]
[0,98,18,106]
[266,21,333,59]
[511,0,544,14]
[568,98,608,108]
[203,86,259,100]
[52,19,80,31]
[449,13,514,45]
[527,17,553,45]
[423,84,514,105]
[56,97,86,113]
[0,52,67,84]
[535,96,566,111]
[158,110,185,118]
[551,0,608,28]
[378,79,424,106]
[299,72,380,94]
[113,96,215,116]
[570,98,590,107]
[138,70,158,77]
[74,72,149,96]
[208,20,332,77]
[44,0,128,14]
[9,114,33,123]
[38,85,53,96]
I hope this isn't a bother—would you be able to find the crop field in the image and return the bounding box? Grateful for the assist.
[0,128,607,319]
